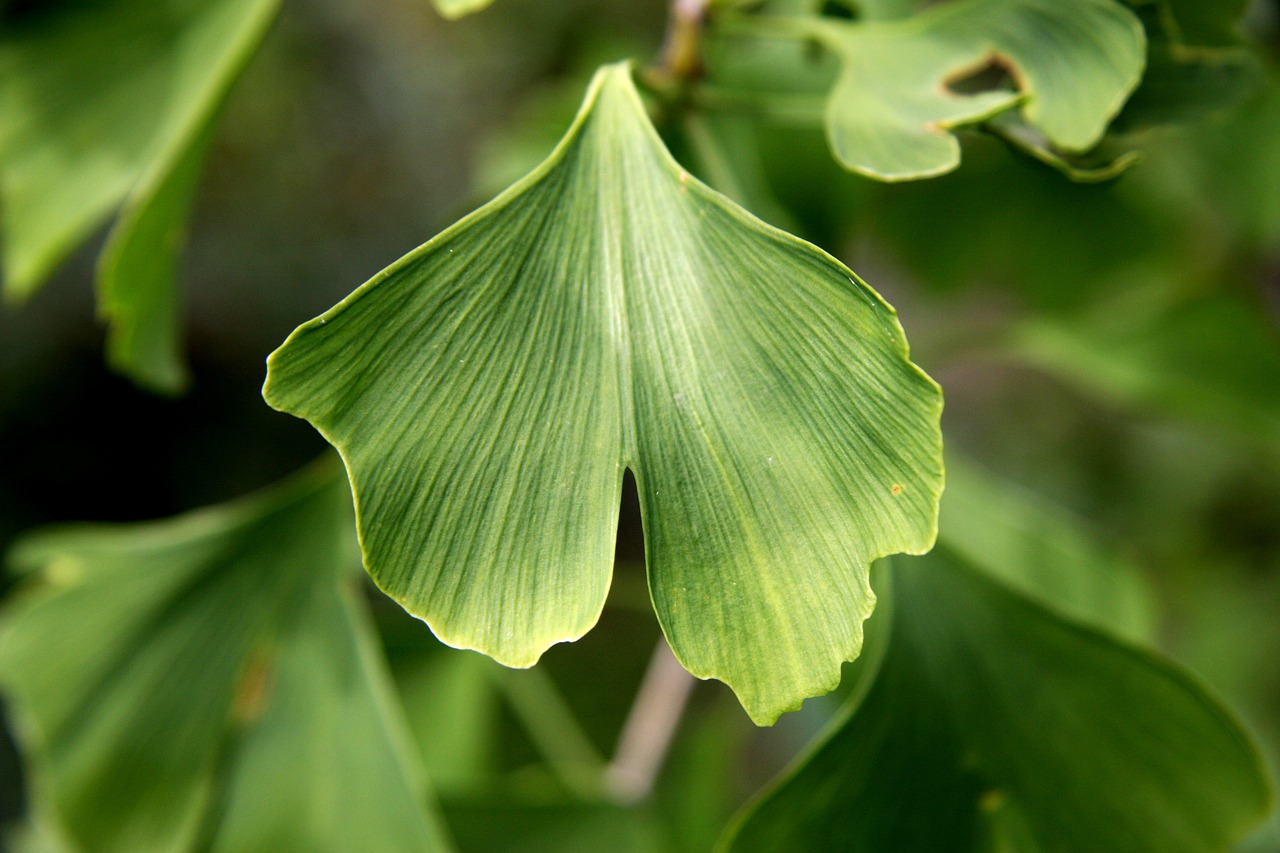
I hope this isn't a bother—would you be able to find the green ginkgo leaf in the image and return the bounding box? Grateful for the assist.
[0,0,279,392]
[723,549,1274,852]
[803,0,1146,180]
[0,461,451,853]
[264,62,944,725]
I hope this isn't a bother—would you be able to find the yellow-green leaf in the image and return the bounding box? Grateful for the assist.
[264,62,944,725]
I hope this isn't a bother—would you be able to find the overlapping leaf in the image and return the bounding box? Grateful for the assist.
[800,0,1146,179]
[0,0,279,391]
[0,461,451,852]
[723,549,1274,852]
[264,62,944,725]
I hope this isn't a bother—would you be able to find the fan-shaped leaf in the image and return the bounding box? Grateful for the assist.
[264,62,943,724]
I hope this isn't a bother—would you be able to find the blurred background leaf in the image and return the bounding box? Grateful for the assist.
[0,0,281,391]
[0,460,452,852]
[725,550,1273,852]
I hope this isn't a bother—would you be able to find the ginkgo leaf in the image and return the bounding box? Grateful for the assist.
[264,62,944,725]
[983,112,1142,183]
[0,461,452,853]
[723,549,1274,852]
[803,0,1146,180]
[94,118,217,395]
[0,0,279,391]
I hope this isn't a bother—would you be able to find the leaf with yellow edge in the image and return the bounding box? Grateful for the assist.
[264,62,944,725]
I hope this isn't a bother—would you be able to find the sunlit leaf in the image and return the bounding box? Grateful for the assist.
[264,62,944,725]
[803,0,1145,180]
[0,461,451,853]
[431,0,496,20]
[0,0,279,390]
[724,549,1274,852]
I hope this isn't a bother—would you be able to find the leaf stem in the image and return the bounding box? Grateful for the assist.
[660,0,711,84]
[642,0,712,115]
[605,640,697,803]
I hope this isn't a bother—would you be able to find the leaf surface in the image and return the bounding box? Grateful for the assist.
[0,0,278,390]
[807,0,1145,179]
[724,549,1274,852]
[264,62,944,724]
[0,461,451,852]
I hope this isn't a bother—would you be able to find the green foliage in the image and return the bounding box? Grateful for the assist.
[0,0,279,392]
[264,62,944,724]
[1009,281,1280,458]
[1,0,1277,848]
[0,461,451,852]
[732,0,1146,180]
[1115,0,1264,130]
[725,549,1274,852]
[716,0,1146,179]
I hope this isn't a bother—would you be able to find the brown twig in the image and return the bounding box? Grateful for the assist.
[605,639,698,803]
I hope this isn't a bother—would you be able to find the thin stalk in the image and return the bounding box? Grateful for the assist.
[605,640,698,803]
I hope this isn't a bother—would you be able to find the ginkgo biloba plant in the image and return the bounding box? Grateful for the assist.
[0,0,1277,850]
